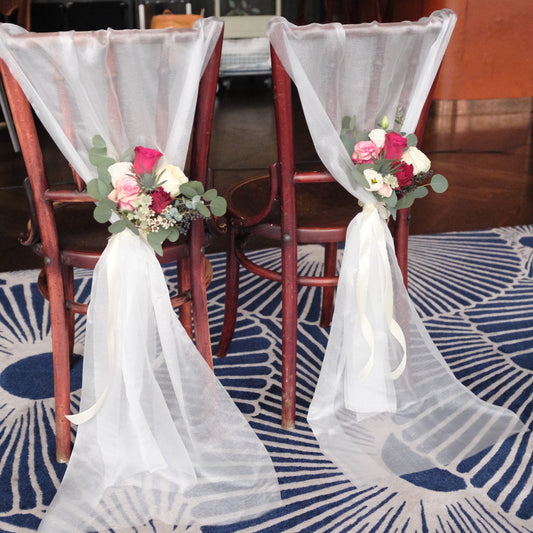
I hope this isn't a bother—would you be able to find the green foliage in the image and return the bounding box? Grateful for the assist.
[210,196,228,217]
[147,228,172,257]
[406,133,418,147]
[180,181,204,198]
[93,198,115,223]
[430,174,448,193]
[88,135,227,256]
[341,113,448,218]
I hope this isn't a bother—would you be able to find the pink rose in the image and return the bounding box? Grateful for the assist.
[133,146,163,175]
[395,161,414,188]
[150,187,173,214]
[108,171,142,211]
[351,140,380,164]
[383,131,407,160]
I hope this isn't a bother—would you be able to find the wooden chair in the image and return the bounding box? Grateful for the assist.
[0,26,222,462]
[216,15,451,429]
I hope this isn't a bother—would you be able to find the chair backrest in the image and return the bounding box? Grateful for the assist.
[0,20,223,193]
[268,11,456,203]
[0,20,223,265]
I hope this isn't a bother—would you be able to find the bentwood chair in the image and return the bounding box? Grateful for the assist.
[217,13,454,429]
[0,23,223,462]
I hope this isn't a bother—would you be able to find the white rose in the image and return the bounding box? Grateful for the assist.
[156,164,189,197]
[368,128,386,149]
[401,146,431,175]
[363,168,384,191]
[108,161,135,187]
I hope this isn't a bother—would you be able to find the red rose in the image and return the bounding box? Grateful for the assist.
[395,161,414,188]
[383,131,407,160]
[133,146,163,175]
[150,187,173,214]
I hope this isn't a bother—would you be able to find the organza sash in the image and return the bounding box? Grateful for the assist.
[268,12,525,486]
[0,20,281,530]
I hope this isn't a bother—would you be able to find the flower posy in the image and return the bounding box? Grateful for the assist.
[87,135,227,255]
[340,113,448,218]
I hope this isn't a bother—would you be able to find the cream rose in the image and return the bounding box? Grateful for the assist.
[368,128,386,149]
[157,164,189,197]
[401,146,431,175]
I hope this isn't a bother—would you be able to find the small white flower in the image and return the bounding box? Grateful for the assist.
[368,128,386,149]
[363,169,384,191]
[383,174,398,188]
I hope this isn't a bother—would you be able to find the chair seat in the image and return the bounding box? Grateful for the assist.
[227,175,360,241]
[32,202,191,269]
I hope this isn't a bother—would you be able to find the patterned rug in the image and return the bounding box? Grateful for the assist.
[1,225,532,532]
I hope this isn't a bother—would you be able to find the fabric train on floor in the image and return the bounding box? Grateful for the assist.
[1,226,532,531]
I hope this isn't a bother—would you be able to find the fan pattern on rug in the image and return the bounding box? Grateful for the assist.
[0,225,532,532]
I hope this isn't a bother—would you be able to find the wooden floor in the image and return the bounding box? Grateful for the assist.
[0,76,531,272]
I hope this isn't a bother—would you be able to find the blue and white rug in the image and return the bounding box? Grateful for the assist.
[1,225,532,532]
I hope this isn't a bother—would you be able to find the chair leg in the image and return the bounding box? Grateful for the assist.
[320,242,337,328]
[189,221,213,368]
[62,265,76,359]
[46,262,72,463]
[281,233,298,430]
[394,207,410,288]
[216,224,240,358]
[177,257,194,340]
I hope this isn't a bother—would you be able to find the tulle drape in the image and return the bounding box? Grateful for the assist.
[268,12,525,486]
[0,20,280,531]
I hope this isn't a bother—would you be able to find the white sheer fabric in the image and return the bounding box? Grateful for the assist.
[269,12,525,486]
[0,20,280,530]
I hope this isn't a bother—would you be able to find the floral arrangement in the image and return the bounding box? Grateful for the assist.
[341,113,447,218]
[87,135,226,255]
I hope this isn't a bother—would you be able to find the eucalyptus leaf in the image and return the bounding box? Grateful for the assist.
[340,131,355,157]
[406,133,418,147]
[351,167,367,189]
[97,166,112,186]
[203,188,218,202]
[99,198,116,211]
[89,151,115,169]
[120,218,138,234]
[180,182,204,198]
[383,190,398,208]
[395,190,417,210]
[97,177,112,197]
[87,179,104,200]
[197,203,211,218]
[108,218,127,234]
[354,130,369,143]
[430,174,449,193]
[413,186,429,198]
[93,201,113,223]
[152,227,171,244]
[190,181,205,195]
[148,239,163,257]
[118,147,134,162]
[147,229,171,256]
[92,135,107,150]
[168,227,180,242]
[341,115,355,130]
[210,196,227,217]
